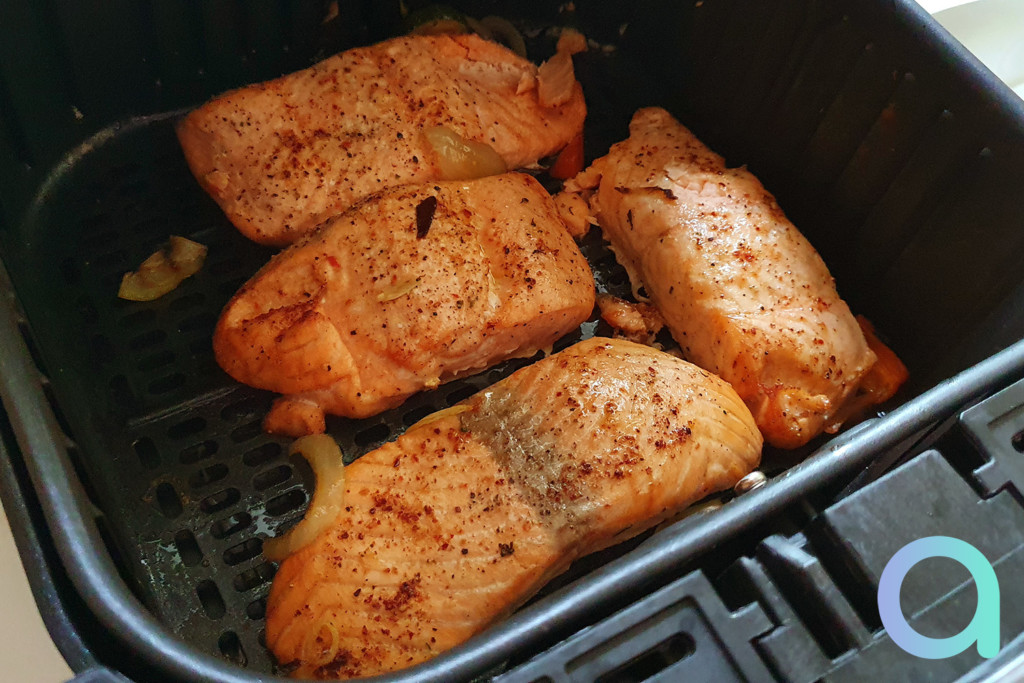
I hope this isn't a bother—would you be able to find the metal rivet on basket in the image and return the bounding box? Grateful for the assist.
[734,470,767,496]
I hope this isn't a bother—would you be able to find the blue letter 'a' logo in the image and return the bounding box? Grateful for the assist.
[878,536,1000,659]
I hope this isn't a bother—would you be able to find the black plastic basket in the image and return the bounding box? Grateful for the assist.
[3,1,1024,681]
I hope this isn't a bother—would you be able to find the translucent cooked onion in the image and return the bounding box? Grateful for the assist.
[118,236,207,301]
[377,278,420,302]
[407,404,472,432]
[479,16,527,57]
[537,51,576,108]
[405,5,470,35]
[423,126,507,180]
[263,434,347,562]
[410,18,469,35]
[305,620,341,667]
[167,235,206,277]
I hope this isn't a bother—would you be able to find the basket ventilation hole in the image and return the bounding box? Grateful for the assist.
[354,423,390,448]
[554,332,579,353]
[59,257,81,285]
[266,489,306,516]
[133,437,159,469]
[168,416,208,439]
[232,420,263,444]
[149,373,187,395]
[169,292,206,312]
[78,298,100,326]
[180,440,219,465]
[174,529,204,567]
[94,249,128,271]
[155,482,182,518]
[197,580,226,620]
[120,308,156,329]
[80,212,109,232]
[592,633,696,683]
[246,597,267,620]
[446,385,477,406]
[211,512,253,539]
[210,256,244,276]
[218,631,247,667]
[91,229,120,249]
[253,464,292,491]
[190,463,230,489]
[402,404,437,427]
[188,337,212,355]
[243,442,282,467]
[609,269,629,286]
[137,350,177,373]
[219,277,248,298]
[129,328,166,351]
[40,382,74,437]
[118,175,148,195]
[200,488,241,514]
[1012,430,1024,453]
[234,561,277,592]
[178,312,216,334]
[224,537,263,566]
[90,335,115,364]
[109,374,133,404]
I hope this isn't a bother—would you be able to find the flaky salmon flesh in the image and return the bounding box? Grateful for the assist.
[265,338,762,679]
[213,173,595,435]
[565,107,889,449]
[178,33,586,246]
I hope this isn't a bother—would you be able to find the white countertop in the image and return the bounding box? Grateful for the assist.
[0,497,73,682]
[0,2,1020,681]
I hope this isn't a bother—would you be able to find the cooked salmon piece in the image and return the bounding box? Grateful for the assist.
[265,338,762,678]
[565,108,901,449]
[596,293,665,345]
[214,173,595,432]
[178,33,586,246]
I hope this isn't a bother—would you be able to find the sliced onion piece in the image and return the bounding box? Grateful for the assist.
[410,18,469,35]
[377,278,420,302]
[405,5,470,35]
[479,16,527,57]
[167,235,207,278]
[407,404,473,432]
[423,126,507,180]
[118,235,207,301]
[263,434,346,562]
[537,51,576,108]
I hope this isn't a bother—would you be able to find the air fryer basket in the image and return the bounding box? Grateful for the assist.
[3,0,1024,681]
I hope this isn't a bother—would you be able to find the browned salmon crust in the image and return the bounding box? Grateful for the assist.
[214,173,595,425]
[565,107,877,449]
[265,338,762,678]
[178,34,586,246]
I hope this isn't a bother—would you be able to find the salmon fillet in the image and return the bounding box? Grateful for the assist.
[565,107,881,449]
[265,337,762,678]
[177,33,586,246]
[214,173,595,430]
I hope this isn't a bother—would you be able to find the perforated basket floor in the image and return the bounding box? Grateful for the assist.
[2,44,854,678]
[4,98,683,674]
